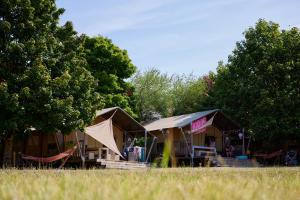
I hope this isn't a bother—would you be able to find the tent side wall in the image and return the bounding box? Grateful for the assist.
[192,126,223,152]
[65,115,125,152]
[10,131,59,157]
[149,126,224,160]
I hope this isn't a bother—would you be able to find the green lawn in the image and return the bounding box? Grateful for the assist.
[0,168,299,200]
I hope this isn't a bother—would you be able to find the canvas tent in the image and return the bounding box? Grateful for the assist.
[144,109,239,132]
[7,107,146,167]
[144,109,240,166]
[71,107,146,161]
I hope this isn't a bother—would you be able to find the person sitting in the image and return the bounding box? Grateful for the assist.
[209,138,216,148]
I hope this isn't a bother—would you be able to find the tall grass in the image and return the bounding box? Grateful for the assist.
[161,140,171,168]
[0,168,299,200]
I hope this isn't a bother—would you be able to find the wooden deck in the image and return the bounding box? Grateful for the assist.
[97,159,150,170]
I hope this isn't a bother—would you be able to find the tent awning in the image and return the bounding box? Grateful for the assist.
[84,118,124,158]
[144,109,218,131]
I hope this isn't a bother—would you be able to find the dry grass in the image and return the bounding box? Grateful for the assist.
[0,167,299,200]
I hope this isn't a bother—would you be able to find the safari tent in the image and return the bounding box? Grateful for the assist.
[144,109,242,167]
[64,107,147,166]
[5,107,147,167]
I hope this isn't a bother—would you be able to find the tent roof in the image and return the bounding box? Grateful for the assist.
[96,107,145,133]
[144,109,218,131]
[144,109,240,132]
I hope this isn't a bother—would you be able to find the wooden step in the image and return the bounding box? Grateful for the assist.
[98,159,150,170]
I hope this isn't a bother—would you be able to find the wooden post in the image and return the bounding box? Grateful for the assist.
[82,132,86,168]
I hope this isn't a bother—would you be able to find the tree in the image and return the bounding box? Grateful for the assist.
[83,36,137,118]
[131,68,173,122]
[171,74,207,115]
[131,69,209,122]
[206,19,300,148]
[0,0,102,138]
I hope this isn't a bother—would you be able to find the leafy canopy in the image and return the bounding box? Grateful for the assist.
[83,36,137,118]
[131,68,208,122]
[0,0,102,135]
[206,19,300,146]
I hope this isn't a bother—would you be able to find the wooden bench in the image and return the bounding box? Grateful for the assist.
[192,146,217,158]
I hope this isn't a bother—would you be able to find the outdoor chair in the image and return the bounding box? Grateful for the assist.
[285,150,298,166]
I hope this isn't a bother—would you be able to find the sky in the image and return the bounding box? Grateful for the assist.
[57,0,300,76]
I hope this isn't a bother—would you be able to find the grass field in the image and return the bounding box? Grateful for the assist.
[0,168,299,200]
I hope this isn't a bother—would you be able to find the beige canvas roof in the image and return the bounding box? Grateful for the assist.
[96,107,145,132]
[85,118,123,158]
[144,109,219,131]
[84,107,146,158]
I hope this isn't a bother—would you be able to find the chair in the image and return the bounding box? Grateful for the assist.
[285,150,298,166]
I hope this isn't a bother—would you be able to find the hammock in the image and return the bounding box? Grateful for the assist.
[253,149,282,159]
[21,146,77,168]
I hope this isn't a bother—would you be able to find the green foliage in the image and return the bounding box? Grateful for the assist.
[131,68,208,121]
[83,36,137,118]
[0,0,103,135]
[161,140,171,168]
[131,68,173,121]
[206,19,300,146]
[134,137,145,147]
[171,74,207,115]
[1,169,300,199]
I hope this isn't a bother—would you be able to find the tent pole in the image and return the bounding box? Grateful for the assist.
[190,123,194,167]
[144,130,147,162]
[146,137,157,163]
[180,128,191,157]
[242,128,245,155]
[54,132,61,153]
[191,132,194,167]
[75,131,84,168]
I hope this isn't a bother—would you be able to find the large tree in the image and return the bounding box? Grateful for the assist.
[0,0,102,138]
[83,36,137,118]
[206,19,300,147]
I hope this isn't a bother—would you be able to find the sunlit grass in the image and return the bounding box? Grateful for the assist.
[0,168,299,200]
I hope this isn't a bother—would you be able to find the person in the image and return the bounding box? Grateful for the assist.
[209,138,216,148]
[225,144,230,157]
[225,136,231,157]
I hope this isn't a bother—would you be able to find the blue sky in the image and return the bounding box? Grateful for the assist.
[57,0,300,76]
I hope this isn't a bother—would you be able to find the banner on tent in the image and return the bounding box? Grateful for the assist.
[191,117,207,133]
